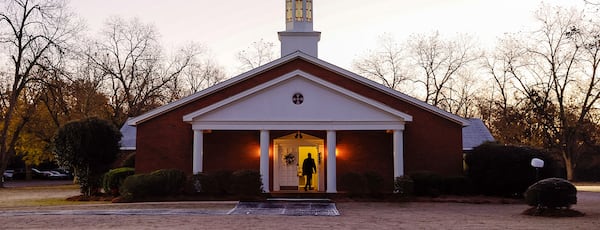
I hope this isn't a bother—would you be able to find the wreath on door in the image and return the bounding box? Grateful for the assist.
[283,153,296,166]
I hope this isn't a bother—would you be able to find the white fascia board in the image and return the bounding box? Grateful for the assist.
[191,121,405,131]
[130,51,467,126]
[183,70,413,122]
[293,52,470,126]
[128,53,305,126]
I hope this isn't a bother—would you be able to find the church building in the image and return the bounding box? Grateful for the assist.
[128,0,469,193]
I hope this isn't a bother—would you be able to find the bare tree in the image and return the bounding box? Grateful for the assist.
[408,32,481,108]
[236,39,275,72]
[181,58,225,95]
[88,17,198,125]
[496,4,600,180]
[353,34,409,91]
[0,0,78,187]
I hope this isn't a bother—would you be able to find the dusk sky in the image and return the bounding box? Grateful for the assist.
[70,0,586,75]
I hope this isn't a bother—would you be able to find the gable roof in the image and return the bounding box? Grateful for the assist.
[462,118,495,150]
[128,51,469,126]
[119,117,136,150]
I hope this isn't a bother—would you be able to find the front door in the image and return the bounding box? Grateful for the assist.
[273,133,324,192]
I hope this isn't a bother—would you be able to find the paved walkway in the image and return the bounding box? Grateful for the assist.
[0,199,340,217]
[0,208,229,216]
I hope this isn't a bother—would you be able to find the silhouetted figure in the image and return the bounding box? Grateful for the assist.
[302,153,317,191]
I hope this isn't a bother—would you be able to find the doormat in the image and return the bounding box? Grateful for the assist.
[228,198,340,216]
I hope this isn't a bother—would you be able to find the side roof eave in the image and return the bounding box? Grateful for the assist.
[129,51,469,126]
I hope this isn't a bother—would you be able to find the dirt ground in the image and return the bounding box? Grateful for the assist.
[1,184,599,229]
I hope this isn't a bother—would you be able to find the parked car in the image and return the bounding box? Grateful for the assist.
[2,169,14,181]
[31,168,52,179]
[31,168,72,180]
[47,170,69,179]
[52,168,74,179]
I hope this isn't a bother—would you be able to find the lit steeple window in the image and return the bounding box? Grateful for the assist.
[306,0,312,22]
[286,0,293,22]
[295,0,303,21]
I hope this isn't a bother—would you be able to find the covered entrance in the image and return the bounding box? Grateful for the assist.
[273,132,325,192]
[182,70,413,193]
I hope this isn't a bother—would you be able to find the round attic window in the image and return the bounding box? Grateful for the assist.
[292,93,304,105]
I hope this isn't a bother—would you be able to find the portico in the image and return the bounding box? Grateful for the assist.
[183,70,411,192]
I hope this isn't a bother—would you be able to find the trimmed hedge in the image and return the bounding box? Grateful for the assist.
[409,171,443,197]
[230,170,263,196]
[191,170,233,195]
[406,171,473,197]
[465,143,560,197]
[120,169,186,200]
[191,170,262,197]
[102,167,135,195]
[394,176,414,197]
[525,178,577,209]
[339,172,367,195]
[339,172,385,197]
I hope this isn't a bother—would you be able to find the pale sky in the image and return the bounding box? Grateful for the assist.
[70,0,586,75]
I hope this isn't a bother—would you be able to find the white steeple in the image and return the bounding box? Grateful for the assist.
[278,0,321,57]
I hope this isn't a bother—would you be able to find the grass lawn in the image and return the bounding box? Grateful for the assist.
[0,184,109,208]
[575,182,600,192]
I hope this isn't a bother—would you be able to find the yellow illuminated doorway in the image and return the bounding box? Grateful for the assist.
[298,146,319,191]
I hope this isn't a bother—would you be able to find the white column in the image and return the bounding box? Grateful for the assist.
[326,130,337,193]
[192,130,204,174]
[260,130,270,193]
[393,130,404,178]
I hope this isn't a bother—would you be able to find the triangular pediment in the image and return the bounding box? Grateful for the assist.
[129,52,468,127]
[184,70,411,130]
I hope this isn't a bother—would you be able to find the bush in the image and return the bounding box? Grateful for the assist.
[441,176,473,196]
[213,170,233,194]
[364,171,385,195]
[465,143,560,197]
[339,172,367,196]
[525,178,577,209]
[230,170,263,197]
[120,169,186,200]
[189,170,233,195]
[102,167,135,195]
[52,117,122,196]
[394,176,414,197]
[151,169,187,195]
[190,173,217,194]
[409,171,443,197]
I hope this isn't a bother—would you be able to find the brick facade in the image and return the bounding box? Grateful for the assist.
[135,57,464,191]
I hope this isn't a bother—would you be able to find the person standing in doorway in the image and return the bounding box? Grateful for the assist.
[302,153,317,191]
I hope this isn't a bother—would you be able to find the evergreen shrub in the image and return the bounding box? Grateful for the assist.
[119,169,186,200]
[409,171,443,197]
[230,170,263,197]
[525,178,577,209]
[102,167,135,195]
[394,175,414,197]
[339,172,367,195]
[363,171,385,195]
[465,143,559,197]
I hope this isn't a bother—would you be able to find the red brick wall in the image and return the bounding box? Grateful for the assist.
[135,57,464,185]
[336,131,394,191]
[203,131,260,172]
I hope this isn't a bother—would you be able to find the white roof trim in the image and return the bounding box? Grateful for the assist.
[128,53,304,126]
[183,70,413,122]
[129,51,468,126]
